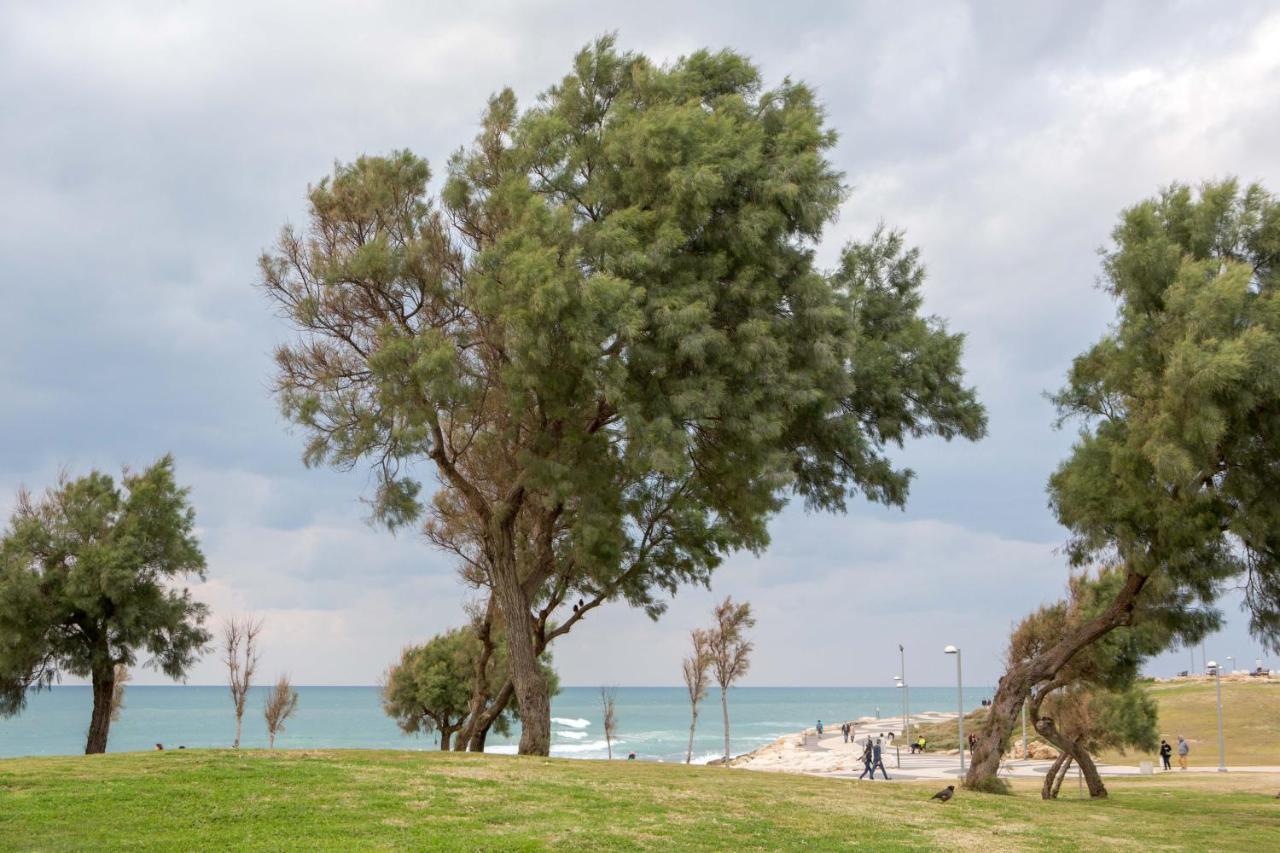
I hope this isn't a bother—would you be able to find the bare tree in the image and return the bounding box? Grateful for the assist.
[707,597,755,763]
[600,687,618,760]
[109,664,130,723]
[223,616,263,748]
[263,674,299,749]
[682,629,711,764]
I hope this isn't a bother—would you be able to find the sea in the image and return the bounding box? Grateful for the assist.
[0,685,991,761]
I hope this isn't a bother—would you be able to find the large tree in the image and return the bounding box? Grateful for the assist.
[0,456,210,754]
[259,37,986,754]
[968,180,1280,789]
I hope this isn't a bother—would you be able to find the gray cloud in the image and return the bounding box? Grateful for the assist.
[2,1,1277,688]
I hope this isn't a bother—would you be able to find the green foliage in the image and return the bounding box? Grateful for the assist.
[0,456,210,716]
[259,35,985,635]
[1050,180,1280,648]
[381,627,557,741]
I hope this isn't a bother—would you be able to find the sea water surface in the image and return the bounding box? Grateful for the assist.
[1,685,991,761]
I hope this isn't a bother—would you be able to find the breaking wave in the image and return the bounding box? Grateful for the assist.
[551,717,590,729]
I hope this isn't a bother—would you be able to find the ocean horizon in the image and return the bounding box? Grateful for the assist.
[1,685,992,761]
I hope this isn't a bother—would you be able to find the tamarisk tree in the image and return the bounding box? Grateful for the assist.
[682,628,711,764]
[708,597,754,763]
[968,180,1280,789]
[259,37,985,754]
[0,457,209,754]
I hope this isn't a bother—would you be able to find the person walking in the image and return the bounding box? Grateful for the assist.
[1176,736,1189,770]
[816,719,824,737]
[1159,739,1172,771]
[857,737,875,780]
[872,737,891,780]
[841,722,850,743]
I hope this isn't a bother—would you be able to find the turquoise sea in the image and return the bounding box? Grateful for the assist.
[0,685,991,762]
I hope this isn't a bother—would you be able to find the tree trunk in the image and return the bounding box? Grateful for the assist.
[721,687,730,763]
[1041,752,1068,799]
[488,525,551,756]
[268,732,276,749]
[965,569,1148,790]
[440,727,453,751]
[1050,755,1073,799]
[454,602,498,751]
[686,706,699,764]
[1035,715,1108,799]
[469,726,488,752]
[234,711,244,749]
[85,666,116,755]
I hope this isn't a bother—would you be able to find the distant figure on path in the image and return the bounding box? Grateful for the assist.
[967,733,977,753]
[154,743,164,751]
[841,722,850,743]
[1177,736,1190,770]
[1160,739,1172,771]
[911,736,927,754]
[872,737,890,780]
[816,719,823,736]
[857,738,875,779]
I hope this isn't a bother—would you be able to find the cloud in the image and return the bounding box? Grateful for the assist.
[3,0,1277,688]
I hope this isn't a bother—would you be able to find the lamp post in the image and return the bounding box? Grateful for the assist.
[944,645,964,773]
[1207,660,1227,772]
[898,644,910,741]
[1226,656,1235,674]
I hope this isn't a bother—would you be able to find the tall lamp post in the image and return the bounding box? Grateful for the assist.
[898,644,910,741]
[1226,656,1235,674]
[944,645,964,773]
[1207,659,1227,772]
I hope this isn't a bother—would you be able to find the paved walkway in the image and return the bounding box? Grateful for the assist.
[739,727,1280,782]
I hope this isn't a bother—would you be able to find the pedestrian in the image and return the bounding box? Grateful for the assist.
[967,733,977,753]
[857,737,875,780]
[1159,739,1172,771]
[817,719,823,737]
[1176,735,1189,770]
[841,721,850,743]
[872,737,891,780]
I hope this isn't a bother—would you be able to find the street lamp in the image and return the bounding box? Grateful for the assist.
[1226,656,1235,674]
[898,644,910,741]
[1207,660,1227,772]
[944,645,964,773]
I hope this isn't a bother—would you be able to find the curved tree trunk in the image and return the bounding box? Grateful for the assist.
[965,570,1148,790]
[85,666,115,755]
[489,524,551,756]
[1050,755,1073,798]
[1041,751,1068,799]
[1035,716,1108,799]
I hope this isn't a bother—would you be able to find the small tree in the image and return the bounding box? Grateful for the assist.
[682,629,711,764]
[0,457,209,754]
[600,687,618,759]
[707,598,755,762]
[263,674,298,749]
[223,616,263,748]
[1038,684,1158,799]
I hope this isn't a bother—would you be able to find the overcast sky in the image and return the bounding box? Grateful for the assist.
[2,1,1278,688]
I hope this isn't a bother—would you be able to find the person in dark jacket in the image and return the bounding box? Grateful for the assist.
[1159,739,1172,771]
[857,738,875,779]
[871,737,891,779]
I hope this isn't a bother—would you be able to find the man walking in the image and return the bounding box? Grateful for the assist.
[1176,735,1190,770]
[841,722,850,743]
[1159,739,1172,771]
[872,737,891,780]
[857,737,875,779]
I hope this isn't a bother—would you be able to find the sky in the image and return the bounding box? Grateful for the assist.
[1,0,1278,688]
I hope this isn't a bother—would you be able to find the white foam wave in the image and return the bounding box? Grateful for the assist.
[552,717,590,729]
[550,739,613,755]
[485,745,518,755]
[688,751,724,765]
[556,730,588,740]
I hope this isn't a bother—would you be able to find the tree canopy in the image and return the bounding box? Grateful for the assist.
[260,35,985,754]
[969,179,1280,790]
[0,456,209,753]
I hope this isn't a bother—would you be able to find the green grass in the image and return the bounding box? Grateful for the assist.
[1,750,1278,851]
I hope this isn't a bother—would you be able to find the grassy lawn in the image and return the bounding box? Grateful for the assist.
[1,750,1278,851]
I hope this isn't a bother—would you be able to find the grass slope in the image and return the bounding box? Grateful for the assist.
[1,750,1278,851]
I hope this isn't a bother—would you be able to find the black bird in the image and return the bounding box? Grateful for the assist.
[578,598,584,608]
[931,785,955,803]
[572,604,579,613]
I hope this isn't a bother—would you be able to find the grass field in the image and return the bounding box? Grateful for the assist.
[907,677,1280,767]
[1,750,1278,851]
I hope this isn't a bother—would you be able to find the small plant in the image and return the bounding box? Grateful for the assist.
[263,674,298,749]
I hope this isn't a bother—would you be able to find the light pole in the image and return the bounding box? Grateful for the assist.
[1208,660,1227,772]
[898,644,910,741]
[1226,656,1235,674]
[945,645,964,773]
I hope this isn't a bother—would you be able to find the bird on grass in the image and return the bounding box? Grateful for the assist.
[931,785,955,802]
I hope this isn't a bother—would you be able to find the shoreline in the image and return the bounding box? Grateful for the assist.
[725,710,961,773]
